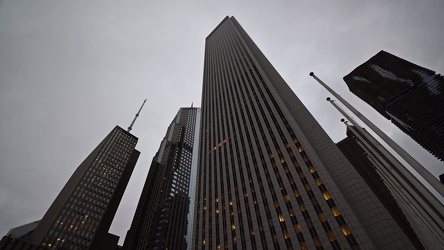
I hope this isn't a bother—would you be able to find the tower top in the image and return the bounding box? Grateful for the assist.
[128,99,147,132]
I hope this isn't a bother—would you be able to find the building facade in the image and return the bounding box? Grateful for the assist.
[194,16,415,249]
[336,127,425,249]
[30,126,140,249]
[123,107,200,250]
[343,50,444,161]
[337,125,444,249]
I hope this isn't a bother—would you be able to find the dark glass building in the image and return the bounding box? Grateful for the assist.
[123,107,200,250]
[343,50,444,161]
[194,16,414,249]
[29,126,140,249]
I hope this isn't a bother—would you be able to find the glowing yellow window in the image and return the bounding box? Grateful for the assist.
[232,224,236,230]
[279,214,284,222]
[284,194,290,202]
[316,178,323,186]
[326,230,337,241]
[341,225,352,236]
[294,224,302,233]
[284,229,290,239]
[294,189,300,197]
[298,146,304,152]
[309,166,316,173]
[323,191,331,200]
[331,206,341,217]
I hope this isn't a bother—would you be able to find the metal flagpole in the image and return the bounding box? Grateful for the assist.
[309,72,444,197]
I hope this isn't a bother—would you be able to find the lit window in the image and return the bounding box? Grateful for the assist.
[326,230,337,241]
[279,214,284,222]
[323,191,331,200]
[331,207,341,217]
[341,225,352,236]
[284,195,290,202]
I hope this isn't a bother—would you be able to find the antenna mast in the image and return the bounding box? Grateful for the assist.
[128,99,147,132]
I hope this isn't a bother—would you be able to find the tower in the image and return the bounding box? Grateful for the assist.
[27,100,146,249]
[29,126,139,249]
[343,50,444,161]
[123,107,200,250]
[194,16,415,249]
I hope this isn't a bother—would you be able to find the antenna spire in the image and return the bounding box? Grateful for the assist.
[128,99,147,132]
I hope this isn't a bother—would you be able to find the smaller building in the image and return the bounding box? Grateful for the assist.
[28,126,140,249]
[337,125,444,248]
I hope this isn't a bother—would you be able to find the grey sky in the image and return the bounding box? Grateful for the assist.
[1,0,443,245]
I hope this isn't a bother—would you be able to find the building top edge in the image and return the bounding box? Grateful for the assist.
[343,50,436,81]
[206,16,231,40]
[115,125,139,140]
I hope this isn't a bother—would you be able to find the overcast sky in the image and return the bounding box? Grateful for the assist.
[1,0,443,245]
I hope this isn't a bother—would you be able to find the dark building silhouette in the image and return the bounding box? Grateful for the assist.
[0,221,44,249]
[27,126,140,249]
[123,107,200,250]
[337,124,444,248]
[337,127,424,249]
[343,50,444,161]
[194,16,415,249]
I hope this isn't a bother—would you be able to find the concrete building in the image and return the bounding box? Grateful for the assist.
[123,107,200,250]
[193,16,416,249]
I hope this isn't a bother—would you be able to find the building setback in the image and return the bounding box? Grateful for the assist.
[29,126,140,249]
[123,107,200,250]
[194,16,415,249]
[343,50,444,161]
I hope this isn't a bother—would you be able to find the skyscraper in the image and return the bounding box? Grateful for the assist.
[30,125,140,249]
[194,16,416,249]
[343,50,444,161]
[123,107,200,250]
